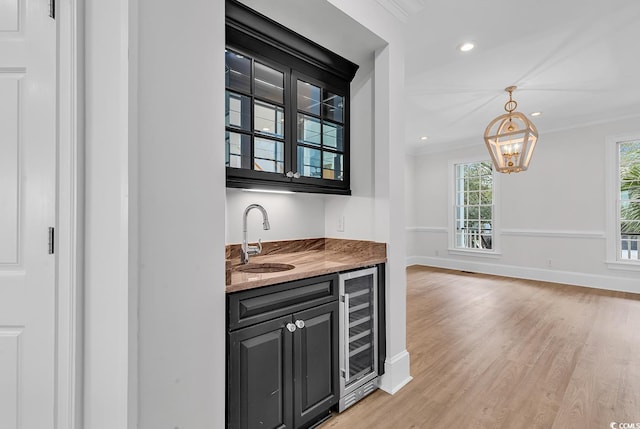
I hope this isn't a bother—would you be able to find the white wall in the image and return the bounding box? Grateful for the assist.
[404,153,416,227]
[226,189,325,244]
[407,116,640,293]
[325,58,376,240]
[86,1,228,426]
[84,0,131,427]
[136,0,226,428]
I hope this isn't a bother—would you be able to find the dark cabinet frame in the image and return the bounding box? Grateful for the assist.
[225,0,359,195]
[227,274,339,429]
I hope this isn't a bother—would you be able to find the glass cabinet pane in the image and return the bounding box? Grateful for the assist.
[254,101,284,138]
[226,131,250,169]
[254,62,284,104]
[297,146,321,178]
[322,91,343,123]
[225,50,251,93]
[322,151,343,180]
[225,91,251,131]
[322,122,343,151]
[297,114,321,146]
[254,137,284,173]
[297,80,321,115]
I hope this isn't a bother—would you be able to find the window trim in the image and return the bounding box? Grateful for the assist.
[605,133,640,270]
[447,157,501,256]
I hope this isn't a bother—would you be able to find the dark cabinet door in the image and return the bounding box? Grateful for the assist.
[228,315,294,429]
[292,301,339,428]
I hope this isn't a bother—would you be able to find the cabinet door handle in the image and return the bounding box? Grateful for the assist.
[286,322,297,333]
[285,171,294,178]
[293,172,301,179]
[343,293,350,383]
[295,319,305,329]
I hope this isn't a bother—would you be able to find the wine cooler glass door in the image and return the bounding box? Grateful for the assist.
[340,267,377,393]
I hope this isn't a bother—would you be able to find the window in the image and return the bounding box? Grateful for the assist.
[616,139,640,262]
[225,0,358,194]
[453,161,495,251]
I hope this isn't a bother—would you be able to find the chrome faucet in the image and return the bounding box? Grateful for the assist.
[241,204,271,264]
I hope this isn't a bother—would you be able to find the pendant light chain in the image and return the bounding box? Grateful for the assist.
[504,86,518,131]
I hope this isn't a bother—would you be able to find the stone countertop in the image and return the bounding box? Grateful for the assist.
[225,238,387,293]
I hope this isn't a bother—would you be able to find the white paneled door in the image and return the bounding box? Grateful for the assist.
[0,0,56,428]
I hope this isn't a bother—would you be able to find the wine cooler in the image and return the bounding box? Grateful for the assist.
[338,266,379,412]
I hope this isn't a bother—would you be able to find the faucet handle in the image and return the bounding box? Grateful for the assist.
[246,239,263,256]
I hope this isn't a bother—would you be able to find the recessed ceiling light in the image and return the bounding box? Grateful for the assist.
[420,136,429,141]
[531,111,542,117]
[262,127,270,131]
[458,42,475,52]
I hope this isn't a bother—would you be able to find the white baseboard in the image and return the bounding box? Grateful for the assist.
[406,256,640,295]
[378,350,412,395]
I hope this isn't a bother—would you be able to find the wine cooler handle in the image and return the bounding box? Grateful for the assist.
[286,322,296,333]
[343,293,350,383]
[295,319,305,329]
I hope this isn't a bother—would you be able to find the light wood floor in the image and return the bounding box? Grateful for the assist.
[321,266,640,429]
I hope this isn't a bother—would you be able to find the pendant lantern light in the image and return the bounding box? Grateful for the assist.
[483,86,538,173]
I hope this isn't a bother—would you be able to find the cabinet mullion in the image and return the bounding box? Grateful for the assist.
[286,69,296,177]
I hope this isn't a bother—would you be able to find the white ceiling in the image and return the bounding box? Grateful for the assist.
[238,0,386,68]
[403,0,640,153]
[238,0,640,153]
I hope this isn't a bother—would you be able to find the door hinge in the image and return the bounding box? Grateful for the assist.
[49,0,55,19]
[48,227,55,254]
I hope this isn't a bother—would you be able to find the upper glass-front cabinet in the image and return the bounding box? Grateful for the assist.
[296,79,345,181]
[225,0,358,195]
[226,50,286,174]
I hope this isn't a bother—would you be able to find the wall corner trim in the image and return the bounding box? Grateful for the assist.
[378,349,412,395]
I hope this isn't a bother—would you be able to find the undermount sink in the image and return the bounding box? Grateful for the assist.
[235,262,295,274]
